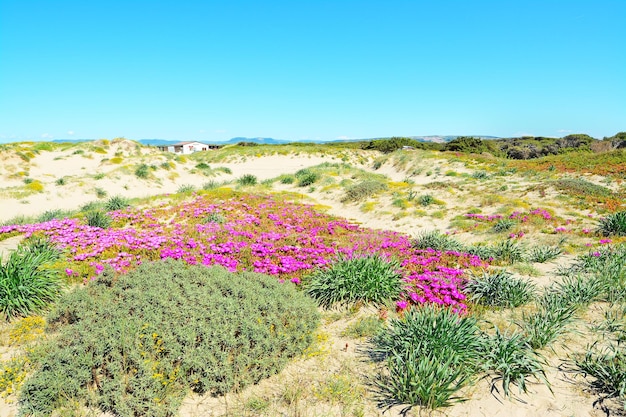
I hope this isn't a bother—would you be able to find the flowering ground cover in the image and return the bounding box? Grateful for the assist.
[0,191,487,312]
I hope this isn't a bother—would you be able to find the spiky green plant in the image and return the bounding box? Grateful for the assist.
[412,230,465,252]
[464,270,535,308]
[237,174,258,186]
[527,245,562,263]
[104,195,130,211]
[306,254,402,308]
[373,306,483,409]
[598,211,626,236]
[0,239,64,319]
[481,327,549,397]
[85,210,112,229]
[521,293,577,349]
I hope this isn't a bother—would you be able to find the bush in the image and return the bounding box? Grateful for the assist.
[20,260,319,417]
[418,194,435,206]
[134,163,150,179]
[306,254,402,308]
[0,239,64,319]
[373,306,483,409]
[341,181,388,203]
[464,270,535,308]
[598,211,626,236]
[237,174,258,186]
[294,169,319,187]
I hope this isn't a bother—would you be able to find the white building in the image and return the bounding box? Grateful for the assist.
[157,141,219,154]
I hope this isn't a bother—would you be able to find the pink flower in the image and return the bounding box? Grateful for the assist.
[396,300,408,310]
[599,239,612,245]
[65,268,73,276]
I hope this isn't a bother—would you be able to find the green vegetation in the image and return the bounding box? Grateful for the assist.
[465,270,536,308]
[374,306,483,409]
[20,260,319,417]
[238,173,258,186]
[84,210,112,228]
[341,180,387,203]
[0,238,64,319]
[104,195,130,211]
[598,211,626,236]
[306,255,402,308]
[134,163,150,178]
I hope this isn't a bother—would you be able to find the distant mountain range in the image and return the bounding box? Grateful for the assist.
[137,135,500,146]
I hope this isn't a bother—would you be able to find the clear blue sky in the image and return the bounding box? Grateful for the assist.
[1,0,624,142]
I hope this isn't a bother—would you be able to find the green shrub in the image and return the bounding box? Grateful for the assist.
[104,195,130,211]
[418,194,435,206]
[553,178,612,198]
[295,169,319,187]
[0,239,64,319]
[464,270,535,308]
[237,174,258,186]
[195,162,210,169]
[202,180,220,190]
[279,175,295,184]
[373,306,483,409]
[598,211,626,236]
[55,177,66,186]
[134,163,150,179]
[21,260,319,417]
[341,181,388,203]
[306,254,402,308]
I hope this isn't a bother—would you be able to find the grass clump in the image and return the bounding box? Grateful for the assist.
[527,244,562,263]
[306,254,402,308]
[465,270,535,308]
[412,230,465,252]
[0,238,64,320]
[373,306,483,409]
[481,327,549,397]
[20,259,319,417]
[36,209,71,223]
[520,292,577,349]
[294,169,319,187]
[598,211,626,236]
[177,184,195,193]
[237,174,258,186]
[134,163,150,179]
[342,315,384,338]
[574,346,626,410]
[84,210,112,229]
[104,195,130,211]
[341,180,388,203]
